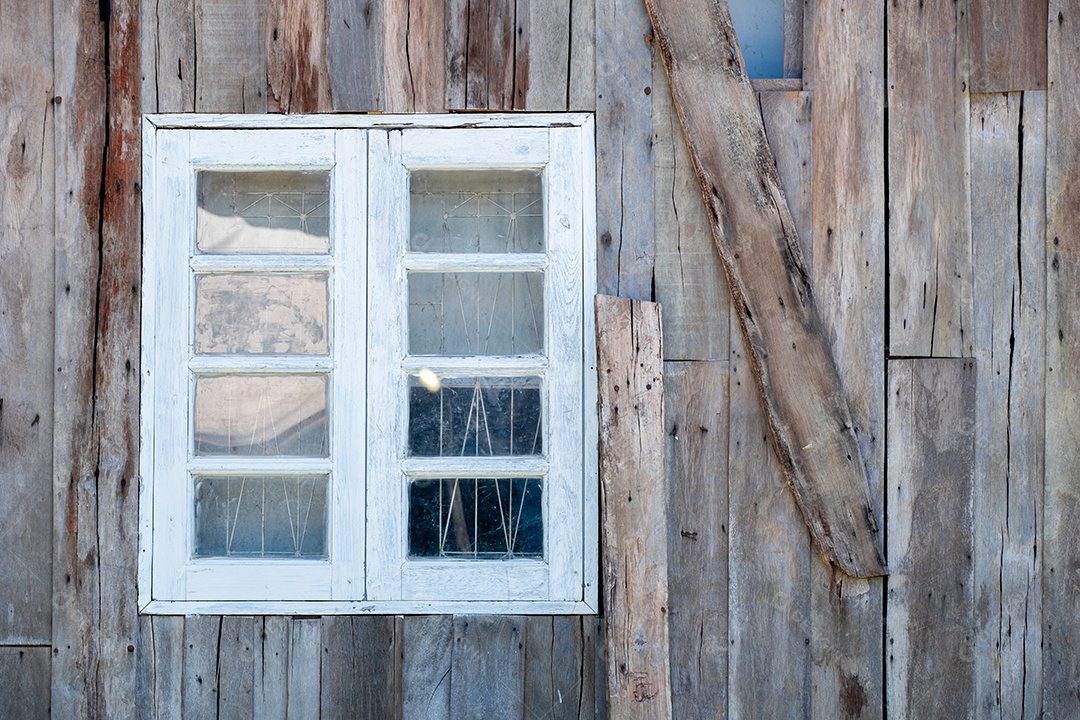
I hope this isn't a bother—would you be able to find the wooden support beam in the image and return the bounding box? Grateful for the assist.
[596,295,672,719]
[643,0,887,577]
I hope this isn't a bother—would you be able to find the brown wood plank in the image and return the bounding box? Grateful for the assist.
[449,616,527,719]
[254,617,289,720]
[516,0,572,110]
[195,0,268,112]
[886,358,976,719]
[759,92,813,270]
[0,647,50,720]
[595,295,672,719]
[149,0,196,112]
[595,0,655,299]
[321,616,402,720]
[664,362,728,719]
[970,90,1045,720]
[0,0,54,647]
[327,0,385,111]
[446,0,469,109]
[267,0,332,113]
[403,615,453,720]
[645,0,887,577]
[463,0,517,109]
[803,0,886,713]
[1045,4,1080,714]
[405,0,448,112]
[970,0,1048,92]
[218,616,256,719]
[887,0,972,357]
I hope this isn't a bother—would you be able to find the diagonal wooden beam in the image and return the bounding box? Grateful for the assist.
[644,0,887,577]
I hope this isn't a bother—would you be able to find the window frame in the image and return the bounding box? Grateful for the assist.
[139,113,598,615]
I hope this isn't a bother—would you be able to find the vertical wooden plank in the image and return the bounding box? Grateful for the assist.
[327,0,385,111]
[403,615,453,720]
[151,0,196,112]
[568,0,596,111]
[522,617,590,720]
[194,0,268,112]
[759,91,813,270]
[517,0,572,110]
[405,0,448,112]
[287,619,322,719]
[463,0,517,109]
[150,617,185,720]
[970,0,1048,92]
[888,0,972,358]
[254,617,289,720]
[0,647,51,720]
[450,616,527,719]
[218,616,256,719]
[886,358,976,720]
[970,91,1045,720]
[182,616,222,716]
[0,0,54,647]
[446,0,469,109]
[596,295,672,719]
[267,0,333,113]
[804,0,886,714]
[782,0,803,79]
[595,0,654,299]
[652,55,729,362]
[321,616,402,720]
[664,361,728,720]
[1044,4,1080,716]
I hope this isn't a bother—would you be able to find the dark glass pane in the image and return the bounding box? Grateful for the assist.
[408,377,542,457]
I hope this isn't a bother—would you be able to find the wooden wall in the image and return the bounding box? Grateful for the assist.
[0,0,1074,717]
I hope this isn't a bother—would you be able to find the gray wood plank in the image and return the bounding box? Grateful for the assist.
[254,617,289,720]
[150,617,185,720]
[403,615,453,720]
[327,0,385,111]
[450,616,527,719]
[183,616,223,717]
[464,0,517,109]
[886,358,976,719]
[568,0,596,111]
[759,91,813,271]
[1044,4,1080,714]
[522,617,589,720]
[218,616,256,719]
[321,616,402,720]
[446,0,469,109]
[152,0,196,112]
[970,90,1046,720]
[595,0,655,299]
[595,295,672,719]
[970,0,1048,92]
[194,0,267,112]
[288,619,322,719]
[664,361,728,720]
[887,0,972,357]
[516,0,572,110]
[0,647,50,720]
[267,0,332,113]
[0,0,54,647]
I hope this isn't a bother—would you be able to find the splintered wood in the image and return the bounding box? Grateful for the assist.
[644,0,887,577]
[596,295,672,720]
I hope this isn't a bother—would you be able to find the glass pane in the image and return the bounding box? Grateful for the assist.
[197,171,330,254]
[408,377,542,457]
[194,475,328,558]
[408,272,543,355]
[195,273,329,355]
[410,170,543,253]
[193,375,329,457]
[408,478,543,559]
[729,0,785,79]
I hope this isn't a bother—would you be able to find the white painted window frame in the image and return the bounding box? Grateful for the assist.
[140,114,598,615]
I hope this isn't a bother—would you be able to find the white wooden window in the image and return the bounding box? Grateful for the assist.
[140,114,598,615]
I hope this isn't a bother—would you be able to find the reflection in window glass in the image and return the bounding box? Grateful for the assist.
[729,0,785,79]
[408,377,542,457]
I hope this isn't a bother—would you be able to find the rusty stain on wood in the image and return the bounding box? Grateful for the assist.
[268,0,333,113]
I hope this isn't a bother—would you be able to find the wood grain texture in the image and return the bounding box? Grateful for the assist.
[887,0,973,357]
[464,0,517,109]
[450,616,527,719]
[403,615,454,720]
[970,0,1048,92]
[146,617,184,720]
[595,0,655,299]
[254,617,289,719]
[595,295,672,720]
[218,616,256,718]
[515,0,572,110]
[646,0,886,577]
[321,616,402,720]
[803,0,887,713]
[195,0,268,112]
[327,0,385,110]
[970,91,1045,720]
[886,358,976,720]
[149,0,196,112]
[267,0,333,113]
[568,0,596,111]
[0,647,51,720]
[0,0,54,647]
[287,619,322,718]
[182,616,222,715]
[1045,4,1080,715]
[523,617,593,719]
[403,0,447,112]
[664,362,728,720]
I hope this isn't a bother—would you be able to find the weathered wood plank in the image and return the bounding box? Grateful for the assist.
[449,616,527,719]
[645,0,887,577]
[463,0,517,109]
[149,0,196,112]
[327,0,385,111]
[652,55,729,361]
[783,0,803,79]
[0,0,54,647]
[267,0,332,113]
[403,615,454,720]
[595,0,655,299]
[254,617,289,720]
[218,616,256,719]
[759,91,812,270]
[568,0,596,111]
[803,0,886,713]
[446,0,469,109]
[182,616,222,716]
[595,295,672,719]
[194,0,268,112]
[664,361,728,720]
[405,0,448,112]
[970,90,1045,720]
[970,0,1048,92]
[887,0,972,357]
[287,619,322,719]
[728,324,811,720]
[521,616,591,720]
[0,647,50,720]
[322,616,402,720]
[149,617,185,720]
[1044,4,1080,714]
[516,0,572,110]
[886,358,976,719]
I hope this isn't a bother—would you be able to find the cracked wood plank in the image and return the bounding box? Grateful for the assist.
[970,90,1045,720]
[523,617,594,720]
[887,0,973,358]
[445,0,517,110]
[403,615,454,720]
[886,358,976,719]
[321,616,403,719]
[644,0,887,577]
[143,0,196,112]
[970,0,1048,93]
[596,295,672,720]
[267,0,332,113]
